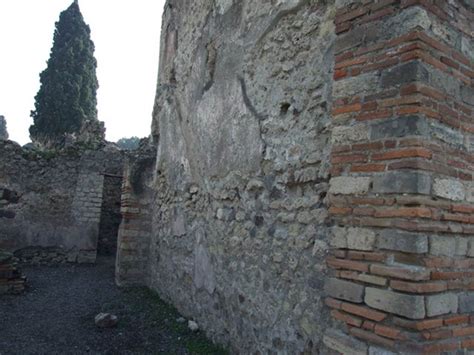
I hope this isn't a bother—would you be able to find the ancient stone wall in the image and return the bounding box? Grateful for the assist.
[116,0,473,353]
[0,140,124,263]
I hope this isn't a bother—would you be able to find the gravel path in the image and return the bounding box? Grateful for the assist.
[0,257,226,355]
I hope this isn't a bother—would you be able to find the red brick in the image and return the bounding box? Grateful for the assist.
[423,329,453,340]
[462,338,474,349]
[351,164,386,172]
[331,154,367,164]
[335,57,368,70]
[444,315,470,326]
[334,69,348,80]
[327,257,370,273]
[372,148,432,161]
[329,207,352,215]
[356,109,392,121]
[349,327,395,349]
[335,6,369,25]
[440,56,460,70]
[374,324,405,340]
[393,317,444,331]
[362,320,375,331]
[390,280,447,293]
[454,327,474,337]
[442,213,471,224]
[374,207,432,219]
[340,302,387,322]
[325,297,342,310]
[332,103,362,115]
[331,310,363,327]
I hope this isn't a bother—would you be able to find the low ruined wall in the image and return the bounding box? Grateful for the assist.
[116,0,474,353]
[0,140,124,263]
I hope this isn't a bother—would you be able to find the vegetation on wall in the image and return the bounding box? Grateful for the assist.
[30,1,98,145]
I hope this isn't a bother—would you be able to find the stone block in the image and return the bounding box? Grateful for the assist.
[332,125,368,144]
[461,85,474,106]
[430,236,457,257]
[430,121,464,148]
[459,293,474,313]
[329,177,371,195]
[365,287,425,319]
[323,329,368,355]
[324,278,365,303]
[467,239,474,258]
[426,293,458,317]
[333,72,379,99]
[377,229,428,254]
[433,178,465,201]
[372,171,431,195]
[381,61,429,88]
[347,228,376,251]
[331,226,347,249]
[370,116,430,140]
[466,182,474,203]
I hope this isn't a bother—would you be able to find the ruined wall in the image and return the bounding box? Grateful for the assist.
[146,0,335,353]
[116,0,473,353]
[0,140,124,263]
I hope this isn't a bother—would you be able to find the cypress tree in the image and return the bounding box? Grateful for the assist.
[30,0,98,145]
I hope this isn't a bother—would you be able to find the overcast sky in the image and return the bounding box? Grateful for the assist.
[0,0,165,145]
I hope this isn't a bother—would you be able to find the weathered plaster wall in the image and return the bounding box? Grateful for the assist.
[146,0,336,353]
[116,0,473,353]
[0,140,124,263]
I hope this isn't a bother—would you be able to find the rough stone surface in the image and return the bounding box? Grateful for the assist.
[324,278,365,303]
[433,178,466,201]
[372,172,431,195]
[459,293,474,313]
[377,230,428,254]
[365,287,425,320]
[329,177,371,195]
[132,1,336,353]
[425,293,458,317]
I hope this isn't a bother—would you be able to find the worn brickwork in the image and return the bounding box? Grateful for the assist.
[326,0,474,353]
[116,150,155,286]
[115,0,473,353]
[0,140,124,263]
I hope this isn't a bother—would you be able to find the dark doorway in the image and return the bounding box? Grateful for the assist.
[97,175,123,256]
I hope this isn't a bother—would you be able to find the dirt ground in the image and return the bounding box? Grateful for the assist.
[0,257,227,355]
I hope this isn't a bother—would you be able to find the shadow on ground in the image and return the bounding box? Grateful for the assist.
[0,257,227,355]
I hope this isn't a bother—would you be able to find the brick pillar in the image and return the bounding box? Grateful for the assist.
[115,162,152,287]
[325,1,473,353]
